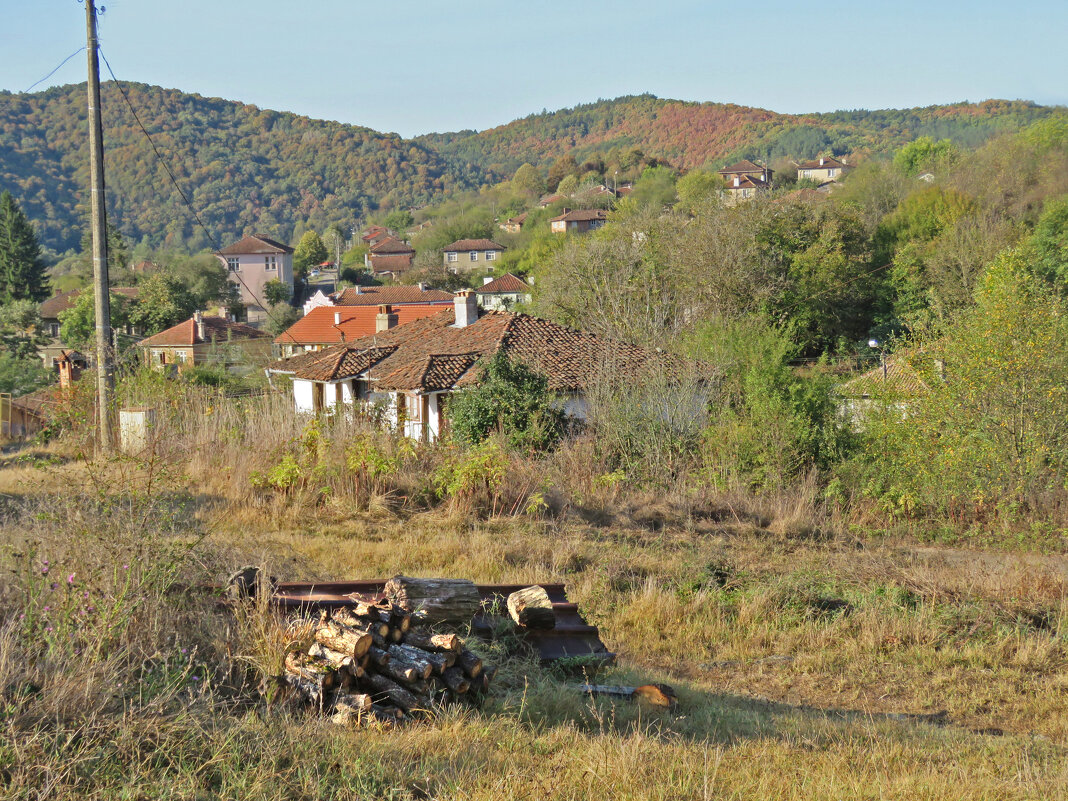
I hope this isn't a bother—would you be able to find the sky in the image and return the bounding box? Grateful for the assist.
[1,0,1066,138]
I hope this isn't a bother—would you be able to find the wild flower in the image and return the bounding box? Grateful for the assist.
[67,573,76,584]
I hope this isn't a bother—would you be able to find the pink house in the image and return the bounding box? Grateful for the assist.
[215,234,294,322]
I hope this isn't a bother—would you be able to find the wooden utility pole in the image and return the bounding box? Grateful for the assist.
[85,0,114,452]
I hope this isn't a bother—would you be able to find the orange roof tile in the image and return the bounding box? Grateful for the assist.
[274,303,451,346]
[331,286,454,306]
[477,273,530,294]
[137,316,269,347]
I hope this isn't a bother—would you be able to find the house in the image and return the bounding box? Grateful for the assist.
[550,209,608,234]
[442,239,507,272]
[475,273,532,311]
[361,226,394,247]
[38,286,139,369]
[722,173,771,206]
[717,159,774,187]
[274,302,453,357]
[303,284,454,315]
[3,353,80,437]
[365,237,416,278]
[795,156,850,185]
[266,291,705,441]
[214,234,294,323]
[499,212,528,234]
[137,311,272,369]
[837,351,930,426]
[917,171,936,183]
[538,193,566,208]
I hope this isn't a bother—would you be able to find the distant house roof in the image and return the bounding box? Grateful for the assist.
[331,286,455,306]
[10,384,64,417]
[796,156,848,170]
[270,309,709,394]
[369,236,415,255]
[551,209,608,223]
[40,287,138,319]
[367,254,415,273]
[442,239,506,252]
[477,273,530,294]
[505,212,528,225]
[274,303,450,346]
[538,193,566,206]
[215,234,293,256]
[718,160,772,176]
[726,174,770,190]
[838,352,930,399]
[137,316,270,348]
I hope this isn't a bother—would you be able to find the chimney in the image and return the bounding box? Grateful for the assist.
[453,290,478,328]
[334,311,342,325]
[354,285,362,294]
[376,304,398,332]
[733,176,740,187]
[483,276,494,285]
[194,310,205,341]
[418,281,429,291]
[58,354,80,390]
[819,157,825,166]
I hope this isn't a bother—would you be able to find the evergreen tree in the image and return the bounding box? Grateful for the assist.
[0,191,48,303]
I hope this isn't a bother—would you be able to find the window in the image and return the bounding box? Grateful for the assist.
[265,255,277,271]
[446,252,458,263]
[49,323,59,337]
[469,251,478,262]
[227,257,239,272]
[485,250,495,261]
[175,350,187,363]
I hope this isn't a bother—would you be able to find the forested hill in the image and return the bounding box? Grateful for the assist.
[0,83,1061,254]
[0,82,471,253]
[418,94,1061,178]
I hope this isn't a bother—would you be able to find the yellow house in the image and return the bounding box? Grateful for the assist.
[795,156,850,185]
[137,311,272,369]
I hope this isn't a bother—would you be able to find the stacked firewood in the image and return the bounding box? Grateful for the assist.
[271,597,495,726]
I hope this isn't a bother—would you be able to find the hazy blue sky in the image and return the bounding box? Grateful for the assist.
[2,0,1065,138]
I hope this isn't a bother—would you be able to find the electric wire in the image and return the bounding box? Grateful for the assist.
[24,46,86,93]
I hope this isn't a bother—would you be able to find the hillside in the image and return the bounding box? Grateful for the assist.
[0,84,1062,254]
[418,94,1063,179]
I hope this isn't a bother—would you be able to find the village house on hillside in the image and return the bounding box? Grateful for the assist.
[215,234,294,323]
[275,302,453,357]
[795,156,850,186]
[137,311,271,368]
[717,159,773,205]
[442,239,506,273]
[550,209,608,234]
[361,225,394,248]
[38,286,140,369]
[303,284,453,315]
[267,291,705,441]
[499,212,528,234]
[475,273,532,310]
[365,236,416,279]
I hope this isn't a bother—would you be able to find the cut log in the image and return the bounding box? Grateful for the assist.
[457,649,483,679]
[384,576,481,624]
[507,585,556,630]
[388,644,437,678]
[398,643,454,674]
[391,610,412,634]
[364,672,429,714]
[440,666,471,694]
[382,654,422,685]
[314,619,373,660]
[402,629,461,654]
[367,645,391,669]
[580,683,678,709]
[285,652,339,694]
[390,627,404,643]
[282,671,327,710]
[308,642,355,670]
[333,691,373,714]
[334,607,390,639]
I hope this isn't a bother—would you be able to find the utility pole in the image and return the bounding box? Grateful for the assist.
[85,0,114,452]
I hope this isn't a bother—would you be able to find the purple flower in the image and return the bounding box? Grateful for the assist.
[123,564,129,570]
[67,573,76,584]
[181,648,188,655]
[42,605,50,612]
[42,560,49,566]
[50,582,58,590]
[41,567,49,576]
[45,626,53,633]
[191,676,200,681]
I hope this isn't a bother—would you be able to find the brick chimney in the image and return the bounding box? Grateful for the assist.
[193,310,205,342]
[453,290,478,328]
[57,353,80,390]
[334,311,342,325]
[376,304,398,332]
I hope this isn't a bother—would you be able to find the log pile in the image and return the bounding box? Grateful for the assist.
[266,600,495,726]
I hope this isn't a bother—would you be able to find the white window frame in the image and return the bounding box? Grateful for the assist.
[227,257,239,272]
[447,252,458,263]
[265,255,277,271]
[485,250,496,261]
[469,251,478,262]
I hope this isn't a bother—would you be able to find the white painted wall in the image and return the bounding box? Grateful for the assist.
[293,379,315,413]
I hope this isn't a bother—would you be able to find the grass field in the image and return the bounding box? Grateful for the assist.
[1,427,1067,799]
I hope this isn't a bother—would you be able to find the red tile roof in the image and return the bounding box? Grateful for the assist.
[40,287,138,319]
[796,156,848,170]
[477,273,530,294]
[717,160,772,175]
[331,286,455,306]
[271,309,710,393]
[215,234,293,256]
[839,351,930,398]
[369,237,415,255]
[274,303,451,345]
[550,209,608,223]
[273,345,399,382]
[727,174,770,190]
[505,212,528,225]
[367,253,415,273]
[539,193,566,206]
[137,316,270,347]
[442,239,506,252]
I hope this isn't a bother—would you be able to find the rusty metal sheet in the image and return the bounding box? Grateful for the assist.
[270,579,614,665]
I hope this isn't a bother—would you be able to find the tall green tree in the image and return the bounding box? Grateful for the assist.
[129,272,196,335]
[58,289,134,351]
[293,230,328,280]
[0,191,49,303]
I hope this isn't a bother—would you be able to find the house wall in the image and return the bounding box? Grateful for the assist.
[293,379,316,413]
[798,167,841,183]
[476,292,529,311]
[220,252,294,319]
[442,249,501,272]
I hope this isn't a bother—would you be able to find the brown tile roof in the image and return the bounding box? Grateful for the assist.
[551,209,608,223]
[505,212,528,225]
[274,303,451,345]
[272,309,710,392]
[442,239,506,252]
[539,193,565,206]
[369,237,415,255]
[367,253,415,273]
[272,345,398,382]
[361,226,390,242]
[11,384,64,416]
[477,273,530,294]
[839,352,929,398]
[796,156,848,170]
[216,234,293,255]
[727,174,770,190]
[717,159,772,175]
[137,316,270,347]
[40,287,138,319]
[331,286,454,306]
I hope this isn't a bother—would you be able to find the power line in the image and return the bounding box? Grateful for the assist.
[24,46,86,93]
[97,49,289,331]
